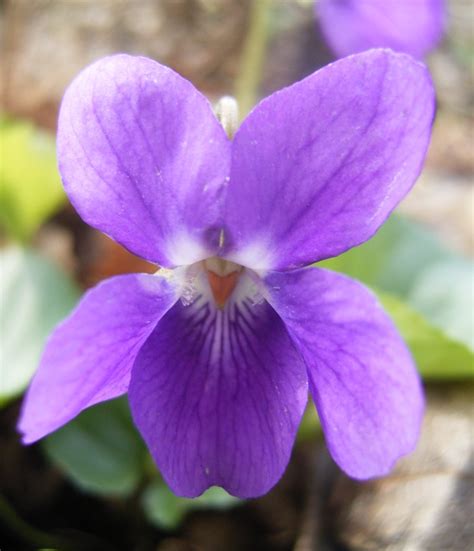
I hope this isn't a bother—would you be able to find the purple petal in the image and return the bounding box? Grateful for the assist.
[58,54,231,266]
[318,0,445,59]
[266,267,424,479]
[128,297,308,498]
[223,49,434,271]
[18,274,178,444]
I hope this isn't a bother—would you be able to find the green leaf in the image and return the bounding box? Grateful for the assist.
[377,291,474,380]
[409,258,474,351]
[319,214,474,379]
[0,246,79,403]
[319,215,450,296]
[44,398,147,496]
[142,479,240,530]
[0,117,65,241]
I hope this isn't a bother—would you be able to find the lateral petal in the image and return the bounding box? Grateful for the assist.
[224,49,435,270]
[266,267,424,479]
[19,273,178,443]
[58,54,231,266]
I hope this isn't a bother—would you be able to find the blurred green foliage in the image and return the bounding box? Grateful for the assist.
[0,117,65,242]
[142,479,239,530]
[320,215,474,379]
[0,246,79,404]
[409,258,473,349]
[378,291,474,379]
[320,215,448,296]
[43,397,239,524]
[44,398,147,496]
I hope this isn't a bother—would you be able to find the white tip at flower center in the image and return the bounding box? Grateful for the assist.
[214,96,239,139]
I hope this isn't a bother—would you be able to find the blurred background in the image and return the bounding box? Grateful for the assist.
[0,0,473,550]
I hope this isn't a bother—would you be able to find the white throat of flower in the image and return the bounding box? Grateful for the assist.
[173,257,263,310]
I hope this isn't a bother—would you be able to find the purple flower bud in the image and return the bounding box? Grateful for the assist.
[318,0,446,59]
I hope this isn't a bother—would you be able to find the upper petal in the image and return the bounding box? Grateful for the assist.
[318,0,445,59]
[128,287,308,498]
[18,273,179,443]
[58,54,231,267]
[223,49,435,271]
[266,267,424,479]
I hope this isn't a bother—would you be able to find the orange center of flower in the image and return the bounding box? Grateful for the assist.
[204,257,243,308]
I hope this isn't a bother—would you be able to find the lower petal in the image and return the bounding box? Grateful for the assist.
[266,267,424,479]
[18,273,179,443]
[128,295,308,498]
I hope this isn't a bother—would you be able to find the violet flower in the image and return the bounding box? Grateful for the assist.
[318,0,445,59]
[19,49,434,498]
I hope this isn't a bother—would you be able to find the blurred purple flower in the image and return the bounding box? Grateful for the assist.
[318,0,445,59]
[19,50,434,498]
